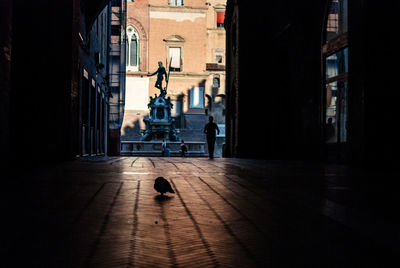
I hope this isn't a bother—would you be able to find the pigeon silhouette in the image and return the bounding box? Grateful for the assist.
[154,177,175,195]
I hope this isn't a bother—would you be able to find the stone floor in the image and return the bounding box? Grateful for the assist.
[2,157,399,267]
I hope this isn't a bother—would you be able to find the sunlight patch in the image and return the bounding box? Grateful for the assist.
[123,172,150,175]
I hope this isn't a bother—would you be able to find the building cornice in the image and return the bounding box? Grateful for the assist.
[168,72,210,79]
[163,35,185,43]
[149,5,208,13]
[207,28,226,33]
[213,4,226,12]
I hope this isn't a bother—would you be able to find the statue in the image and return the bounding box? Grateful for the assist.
[141,60,180,142]
[147,61,168,95]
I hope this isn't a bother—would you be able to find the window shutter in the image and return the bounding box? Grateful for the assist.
[169,47,181,69]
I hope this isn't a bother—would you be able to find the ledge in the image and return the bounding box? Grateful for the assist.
[149,5,208,13]
[206,63,225,71]
[168,72,210,78]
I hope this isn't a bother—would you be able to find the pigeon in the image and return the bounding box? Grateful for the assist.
[154,177,175,195]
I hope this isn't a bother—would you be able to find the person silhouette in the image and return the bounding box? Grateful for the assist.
[161,139,167,156]
[180,140,187,157]
[326,117,336,142]
[148,61,168,94]
[203,116,220,159]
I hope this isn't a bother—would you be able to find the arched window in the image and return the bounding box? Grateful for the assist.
[126,26,139,72]
[323,0,348,146]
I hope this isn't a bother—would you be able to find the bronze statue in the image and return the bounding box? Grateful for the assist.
[148,61,168,94]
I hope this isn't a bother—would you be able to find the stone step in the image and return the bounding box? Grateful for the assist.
[121,141,206,156]
[122,152,208,157]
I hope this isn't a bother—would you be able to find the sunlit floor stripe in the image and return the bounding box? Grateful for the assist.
[122,172,150,175]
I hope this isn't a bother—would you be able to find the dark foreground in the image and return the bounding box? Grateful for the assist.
[2,157,399,267]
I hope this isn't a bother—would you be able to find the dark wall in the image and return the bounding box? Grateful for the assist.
[9,0,74,166]
[350,0,400,166]
[226,1,327,160]
[0,0,13,171]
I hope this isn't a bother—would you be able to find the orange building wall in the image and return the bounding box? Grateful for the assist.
[148,2,209,113]
[148,13,207,73]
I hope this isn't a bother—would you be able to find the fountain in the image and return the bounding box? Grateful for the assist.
[140,92,180,142]
[120,89,206,156]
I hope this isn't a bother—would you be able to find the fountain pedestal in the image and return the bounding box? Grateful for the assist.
[140,92,179,141]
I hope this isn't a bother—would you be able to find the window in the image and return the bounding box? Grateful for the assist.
[189,87,204,108]
[212,77,220,88]
[323,0,348,145]
[325,49,348,143]
[111,0,121,6]
[164,35,185,72]
[169,47,181,72]
[326,0,347,42]
[111,25,120,36]
[325,80,348,143]
[216,12,225,28]
[326,48,348,80]
[130,35,138,66]
[169,0,183,6]
[126,26,139,72]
